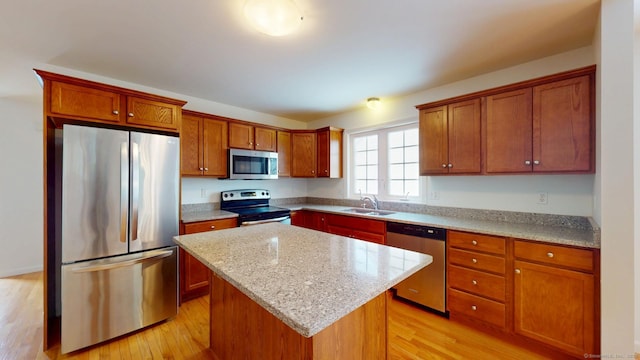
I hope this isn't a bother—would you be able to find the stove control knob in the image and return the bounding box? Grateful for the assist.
[223,194,228,198]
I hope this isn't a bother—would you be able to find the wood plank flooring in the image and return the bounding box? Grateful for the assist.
[1,272,635,359]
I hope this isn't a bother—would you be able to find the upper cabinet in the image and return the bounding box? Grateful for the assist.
[181,112,228,177]
[486,76,592,173]
[291,131,317,177]
[228,122,277,151]
[37,70,186,132]
[419,99,481,175]
[316,127,343,178]
[277,131,291,177]
[416,65,595,175]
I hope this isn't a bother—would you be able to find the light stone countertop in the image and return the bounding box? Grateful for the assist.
[173,222,432,338]
[283,204,600,249]
[181,209,238,223]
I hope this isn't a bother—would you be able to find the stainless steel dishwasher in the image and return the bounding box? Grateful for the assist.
[387,222,447,314]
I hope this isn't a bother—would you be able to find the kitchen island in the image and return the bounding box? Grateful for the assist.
[174,222,432,360]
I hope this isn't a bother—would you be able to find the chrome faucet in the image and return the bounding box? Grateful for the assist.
[361,195,379,210]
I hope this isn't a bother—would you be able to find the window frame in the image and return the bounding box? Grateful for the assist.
[347,121,424,202]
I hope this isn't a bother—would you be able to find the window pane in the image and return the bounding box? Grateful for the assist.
[355,165,367,179]
[367,150,378,165]
[405,180,419,196]
[389,180,404,195]
[389,148,403,163]
[389,164,404,179]
[405,128,419,146]
[404,146,418,163]
[367,180,378,194]
[355,151,367,165]
[388,131,403,147]
[367,165,378,179]
[367,135,378,150]
[405,163,419,179]
[354,137,367,152]
[355,180,367,194]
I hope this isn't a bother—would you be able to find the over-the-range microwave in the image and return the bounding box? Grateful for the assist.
[228,148,278,180]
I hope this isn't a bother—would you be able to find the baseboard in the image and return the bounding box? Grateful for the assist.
[0,265,43,278]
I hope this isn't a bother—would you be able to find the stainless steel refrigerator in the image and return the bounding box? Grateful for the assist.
[59,124,179,354]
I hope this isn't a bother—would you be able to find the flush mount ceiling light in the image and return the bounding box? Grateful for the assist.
[366,97,381,110]
[244,0,303,37]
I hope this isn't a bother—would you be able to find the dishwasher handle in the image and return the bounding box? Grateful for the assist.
[386,222,446,240]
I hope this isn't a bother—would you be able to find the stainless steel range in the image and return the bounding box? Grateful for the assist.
[221,189,291,226]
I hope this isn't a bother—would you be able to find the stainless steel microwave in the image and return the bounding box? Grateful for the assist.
[228,149,278,180]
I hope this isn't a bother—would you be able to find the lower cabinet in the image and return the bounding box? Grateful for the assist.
[447,231,599,358]
[179,217,237,303]
[325,214,385,244]
[291,210,326,231]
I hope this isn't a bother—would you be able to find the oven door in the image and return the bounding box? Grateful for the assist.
[240,215,291,226]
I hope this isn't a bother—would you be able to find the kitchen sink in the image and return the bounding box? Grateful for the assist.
[341,208,396,216]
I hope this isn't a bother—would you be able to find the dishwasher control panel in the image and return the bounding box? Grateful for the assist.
[386,222,446,240]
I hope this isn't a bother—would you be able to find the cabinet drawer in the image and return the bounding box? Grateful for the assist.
[183,218,237,234]
[448,265,506,302]
[448,248,506,274]
[514,240,594,272]
[50,81,122,123]
[448,230,506,255]
[325,214,385,234]
[448,288,506,329]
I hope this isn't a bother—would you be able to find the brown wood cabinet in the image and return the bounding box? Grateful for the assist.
[419,99,481,175]
[181,112,228,177]
[486,75,593,173]
[513,240,597,358]
[277,131,291,177]
[179,217,237,302]
[447,230,508,329]
[229,122,277,151]
[325,214,386,244]
[291,210,327,231]
[39,70,185,132]
[291,131,317,177]
[316,127,343,178]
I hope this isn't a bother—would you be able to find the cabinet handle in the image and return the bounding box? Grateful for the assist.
[471,305,477,311]
[533,160,540,165]
[472,280,477,285]
[472,258,478,264]
[210,225,215,229]
[547,252,554,258]
[112,110,119,115]
[311,170,315,174]
[324,169,328,173]
[250,142,253,145]
[515,269,521,274]
[524,160,531,165]
[471,240,477,246]
[256,143,259,146]
[442,164,447,168]
[204,167,209,171]
[448,164,453,168]
[128,112,134,117]
[199,167,204,171]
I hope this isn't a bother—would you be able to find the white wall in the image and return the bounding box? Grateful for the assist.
[307,47,597,216]
[182,177,308,204]
[596,0,637,355]
[0,96,43,277]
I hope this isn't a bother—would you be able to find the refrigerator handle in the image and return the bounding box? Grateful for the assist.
[69,249,175,273]
[120,142,128,244]
[131,141,140,241]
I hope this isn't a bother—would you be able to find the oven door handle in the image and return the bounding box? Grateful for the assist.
[241,216,290,226]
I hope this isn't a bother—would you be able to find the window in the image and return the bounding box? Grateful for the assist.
[350,123,420,201]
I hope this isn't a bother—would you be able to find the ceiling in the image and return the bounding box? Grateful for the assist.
[1,0,600,121]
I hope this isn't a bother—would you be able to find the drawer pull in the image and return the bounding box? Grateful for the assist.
[471,305,477,311]
[471,240,478,246]
[472,258,478,264]
[547,252,554,258]
[472,280,477,285]
[515,268,521,274]
[210,225,215,229]
[112,110,119,115]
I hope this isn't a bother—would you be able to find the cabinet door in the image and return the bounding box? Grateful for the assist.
[277,131,291,177]
[50,81,122,123]
[291,132,317,177]
[255,127,277,151]
[419,106,448,174]
[228,122,254,149]
[202,118,228,177]
[316,128,343,178]
[485,88,533,173]
[514,260,595,357]
[533,75,592,172]
[181,114,204,176]
[126,96,180,131]
[448,99,481,173]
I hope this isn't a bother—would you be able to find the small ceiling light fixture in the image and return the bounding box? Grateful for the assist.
[366,97,381,110]
[244,0,303,37]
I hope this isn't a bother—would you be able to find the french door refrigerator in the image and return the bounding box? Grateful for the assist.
[59,124,179,354]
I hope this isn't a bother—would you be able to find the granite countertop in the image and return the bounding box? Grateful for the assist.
[283,204,600,249]
[181,209,238,223]
[173,222,432,337]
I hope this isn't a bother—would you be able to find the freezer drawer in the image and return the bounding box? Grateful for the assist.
[61,247,178,354]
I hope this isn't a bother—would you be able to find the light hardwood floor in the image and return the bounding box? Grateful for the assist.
[1,272,633,360]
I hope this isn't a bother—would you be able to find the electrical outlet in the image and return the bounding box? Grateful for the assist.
[537,192,548,205]
[201,188,207,198]
[429,191,440,200]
